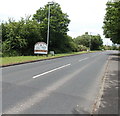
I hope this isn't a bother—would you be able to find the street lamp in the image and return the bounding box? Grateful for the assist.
[47,2,53,54]
[89,32,91,51]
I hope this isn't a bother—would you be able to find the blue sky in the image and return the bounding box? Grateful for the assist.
[0,0,113,45]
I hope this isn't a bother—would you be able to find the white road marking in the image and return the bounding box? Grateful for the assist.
[33,63,71,79]
[79,57,88,62]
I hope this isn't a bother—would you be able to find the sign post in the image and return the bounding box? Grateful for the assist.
[34,42,48,55]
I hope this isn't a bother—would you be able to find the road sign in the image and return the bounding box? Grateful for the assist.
[34,42,48,54]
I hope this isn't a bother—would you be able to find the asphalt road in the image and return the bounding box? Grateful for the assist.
[2,51,115,114]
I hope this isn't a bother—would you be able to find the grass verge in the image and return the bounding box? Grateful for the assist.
[0,51,98,66]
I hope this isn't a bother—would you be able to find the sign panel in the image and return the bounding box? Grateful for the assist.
[34,42,48,54]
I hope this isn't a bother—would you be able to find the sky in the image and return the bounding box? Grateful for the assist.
[0,0,113,45]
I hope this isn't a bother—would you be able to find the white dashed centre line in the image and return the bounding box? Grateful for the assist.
[79,57,88,62]
[32,63,71,79]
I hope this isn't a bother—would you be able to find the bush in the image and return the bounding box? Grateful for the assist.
[2,41,21,57]
[77,45,88,51]
[2,50,21,57]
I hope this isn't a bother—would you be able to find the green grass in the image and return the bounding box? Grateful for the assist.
[0,51,97,66]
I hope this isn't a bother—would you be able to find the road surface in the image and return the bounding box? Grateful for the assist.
[2,51,116,114]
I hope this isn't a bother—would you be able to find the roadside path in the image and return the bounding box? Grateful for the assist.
[96,51,119,115]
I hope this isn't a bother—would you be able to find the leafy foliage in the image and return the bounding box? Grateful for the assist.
[1,1,104,56]
[74,33,103,50]
[103,1,120,44]
[77,45,88,51]
[2,17,42,56]
[90,35,103,50]
[33,2,71,53]
[1,2,74,56]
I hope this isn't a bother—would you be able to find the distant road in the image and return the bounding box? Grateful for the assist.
[2,51,118,114]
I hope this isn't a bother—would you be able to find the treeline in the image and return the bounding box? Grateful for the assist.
[1,2,103,56]
[74,32,103,51]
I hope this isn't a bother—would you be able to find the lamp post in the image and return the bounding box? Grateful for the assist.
[89,32,91,51]
[47,2,53,54]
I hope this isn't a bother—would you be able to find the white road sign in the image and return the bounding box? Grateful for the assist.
[34,42,48,54]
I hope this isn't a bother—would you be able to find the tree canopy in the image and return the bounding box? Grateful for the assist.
[2,17,42,56]
[74,33,103,50]
[33,2,70,34]
[33,2,71,53]
[103,1,120,44]
[1,1,104,57]
[1,2,76,56]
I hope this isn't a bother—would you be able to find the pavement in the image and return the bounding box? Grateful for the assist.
[94,51,119,115]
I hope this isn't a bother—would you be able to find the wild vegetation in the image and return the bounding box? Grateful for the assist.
[1,2,105,57]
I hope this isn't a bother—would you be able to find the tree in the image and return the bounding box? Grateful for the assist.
[74,33,103,50]
[74,34,90,48]
[2,17,42,56]
[77,45,88,51]
[19,17,42,55]
[90,34,103,50]
[2,19,27,56]
[33,2,71,53]
[103,1,120,44]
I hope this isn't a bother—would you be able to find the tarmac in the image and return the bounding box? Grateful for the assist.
[94,51,119,116]
[1,51,119,116]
